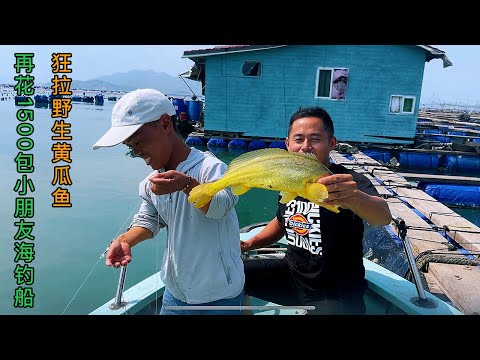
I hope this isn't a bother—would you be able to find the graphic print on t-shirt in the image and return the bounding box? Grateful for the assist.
[283,199,322,255]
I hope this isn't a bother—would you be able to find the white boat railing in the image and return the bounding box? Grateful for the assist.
[392,217,439,309]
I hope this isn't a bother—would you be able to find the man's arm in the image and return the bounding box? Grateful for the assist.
[116,226,153,248]
[148,169,237,217]
[319,173,392,226]
[240,218,284,253]
[348,191,391,226]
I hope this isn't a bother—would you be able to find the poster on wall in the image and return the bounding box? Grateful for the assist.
[331,68,349,100]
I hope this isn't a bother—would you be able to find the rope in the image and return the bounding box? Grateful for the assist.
[405,250,480,281]
[404,224,480,236]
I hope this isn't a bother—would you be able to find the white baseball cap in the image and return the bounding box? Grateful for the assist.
[92,88,176,150]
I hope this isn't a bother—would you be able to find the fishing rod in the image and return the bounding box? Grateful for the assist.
[179,75,198,100]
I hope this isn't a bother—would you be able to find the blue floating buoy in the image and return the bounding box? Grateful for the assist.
[269,141,287,150]
[248,140,266,151]
[228,139,249,149]
[207,138,228,148]
[186,136,205,146]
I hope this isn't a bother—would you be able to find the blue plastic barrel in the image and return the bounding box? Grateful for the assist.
[441,155,480,172]
[172,98,187,117]
[228,139,249,149]
[34,94,49,104]
[362,149,391,163]
[185,136,205,147]
[447,131,466,136]
[95,94,104,105]
[248,140,267,151]
[397,152,439,169]
[423,129,449,143]
[269,141,287,150]
[187,100,202,122]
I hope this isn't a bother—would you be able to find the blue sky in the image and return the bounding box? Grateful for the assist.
[0,45,475,107]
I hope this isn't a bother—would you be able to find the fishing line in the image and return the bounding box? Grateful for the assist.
[61,198,141,315]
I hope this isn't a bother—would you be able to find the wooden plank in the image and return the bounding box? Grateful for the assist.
[358,145,475,156]
[363,169,480,254]
[330,151,480,315]
[418,117,480,129]
[417,125,480,135]
[396,172,480,185]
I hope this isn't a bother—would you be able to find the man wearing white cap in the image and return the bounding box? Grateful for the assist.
[93,88,244,314]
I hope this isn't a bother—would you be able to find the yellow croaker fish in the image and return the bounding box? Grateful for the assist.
[188,148,339,213]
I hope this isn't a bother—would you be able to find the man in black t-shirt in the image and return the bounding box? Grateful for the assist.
[241,106,392,314]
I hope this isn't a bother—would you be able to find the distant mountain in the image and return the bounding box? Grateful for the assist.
[2,69,202,96]
[93,70,202,96]
[71,79,134,92]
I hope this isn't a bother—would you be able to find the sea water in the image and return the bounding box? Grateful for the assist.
[0,99,478,315]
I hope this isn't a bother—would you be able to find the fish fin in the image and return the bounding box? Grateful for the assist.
[188,183,215,208]
[279,191,297,204]
[231,185,251,195]
[319,203,340,213]
[227,148,287,173]
[304,183,329,202]
[303,183,340,213]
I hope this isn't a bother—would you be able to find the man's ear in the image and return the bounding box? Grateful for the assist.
[329,135,337,151]
[159,114,172,131]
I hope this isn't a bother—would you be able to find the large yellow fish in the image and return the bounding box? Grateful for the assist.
[188,148,339,213]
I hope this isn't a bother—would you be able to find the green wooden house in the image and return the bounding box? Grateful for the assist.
[181,45,451,145]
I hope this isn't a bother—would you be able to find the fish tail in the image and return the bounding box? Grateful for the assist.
[188,182,219,208]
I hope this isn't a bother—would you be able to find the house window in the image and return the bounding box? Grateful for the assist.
[242,61,261,77]
[317,69,332,97]
[316,67,349,100]
[389,95,416,114]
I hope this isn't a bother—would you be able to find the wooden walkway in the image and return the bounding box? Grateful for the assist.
[397,172,480,185]
[330,150,480,315]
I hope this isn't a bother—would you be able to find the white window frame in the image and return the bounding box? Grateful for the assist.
[315,67,333,99]
[315,67,349,100]
[389,95,416,114]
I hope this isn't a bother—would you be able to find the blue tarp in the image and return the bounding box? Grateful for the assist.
[419,182,480,208]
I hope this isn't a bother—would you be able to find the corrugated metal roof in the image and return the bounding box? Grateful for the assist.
[417,45,453,67]
[182,45,452,67]
[182,45,286,59]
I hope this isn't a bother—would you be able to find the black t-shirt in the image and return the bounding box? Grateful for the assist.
[276,163,379,290]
